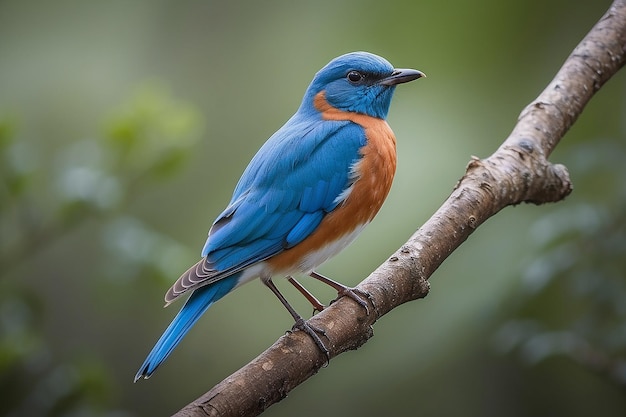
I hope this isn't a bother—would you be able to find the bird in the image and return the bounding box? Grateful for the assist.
[134,51,424,381]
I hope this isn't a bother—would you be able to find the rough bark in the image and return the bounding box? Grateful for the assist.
[174,1,626,415]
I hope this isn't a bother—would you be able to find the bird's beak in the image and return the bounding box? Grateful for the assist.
[379,68,426,86]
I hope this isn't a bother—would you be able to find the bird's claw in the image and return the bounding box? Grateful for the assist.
[332,287,373,315]
[291,317,330,365]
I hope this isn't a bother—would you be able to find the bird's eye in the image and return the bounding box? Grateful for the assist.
[347,71,364,83]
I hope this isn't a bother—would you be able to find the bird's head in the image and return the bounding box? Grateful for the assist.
[300,51,424,119]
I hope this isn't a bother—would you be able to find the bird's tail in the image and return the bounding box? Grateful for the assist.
[134,275,239,382]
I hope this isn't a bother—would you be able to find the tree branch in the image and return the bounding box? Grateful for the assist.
[174,1,626,415]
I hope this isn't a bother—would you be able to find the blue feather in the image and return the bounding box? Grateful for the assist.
[199,120,366,269]
[134,275,239,381]
[285,211,325,247]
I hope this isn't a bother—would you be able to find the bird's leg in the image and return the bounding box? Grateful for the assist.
[287,276,326,314]
[263,278,330,361]
[309,271,371,315]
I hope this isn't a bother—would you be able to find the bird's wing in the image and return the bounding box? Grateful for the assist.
[165,119,367,303]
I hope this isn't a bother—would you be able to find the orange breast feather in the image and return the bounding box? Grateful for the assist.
[266,92,397,273]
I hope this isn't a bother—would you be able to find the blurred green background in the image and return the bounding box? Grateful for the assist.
[1,0,625,416]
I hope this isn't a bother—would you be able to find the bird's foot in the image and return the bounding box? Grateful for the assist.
[333,287,372,315]
[308,271,373,315]
[290,317,330,365]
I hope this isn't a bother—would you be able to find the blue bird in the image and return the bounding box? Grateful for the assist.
[135,51,424,381]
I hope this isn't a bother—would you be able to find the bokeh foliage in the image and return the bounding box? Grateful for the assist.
[496,138,626,386]
[1,85,202,416]
[0,0,624,416]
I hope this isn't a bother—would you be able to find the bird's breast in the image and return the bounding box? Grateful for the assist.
[265,92,397,275]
